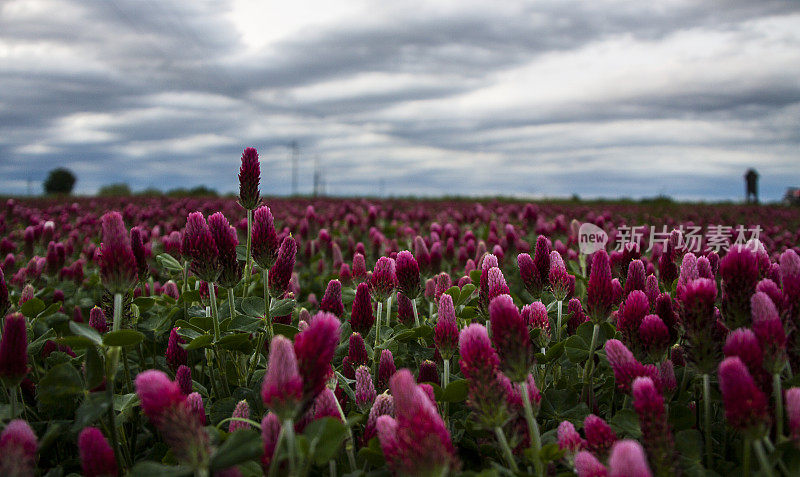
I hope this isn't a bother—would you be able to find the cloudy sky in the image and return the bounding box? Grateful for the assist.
[1,0,799,200]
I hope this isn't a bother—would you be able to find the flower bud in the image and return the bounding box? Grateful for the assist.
[348,332,368,367]
[584,414,617,457]
[228,400,251,432]
[319,279,344,317]
[252,206,279,270]
[181,212,220,283]
[434,294,459,360]
[176,365,192,395]
[294,312,340,405]
[207,212,241,288]
[0,268,9,318]
[575,451,608,477]
[417,360,440,385]
[780,249,800,302]
[718,356,769,433]
[568,297,589,334]
[624,260,646,295]
[378,349,396,391]
[79,427,117,477]
[350,282,374,336]
[261,335,303,420]
[165,327,187,371]
[638,314,670,359]
[378,369,458,475]
[434,272,452,303]
[268,237,297,297]
[720,245,760,329]
[363,393,394,444]
[557,420,585,454]
[522,301,551,343]
[261,413,282,469]
[130,227,149,283]
[751,291,786,372]
[0,312,28,384]
[608,440,652,477]
[0,419,38,477]
[395,251,421,299]
[100,212,137,293]
[785,387,800,443]
[632,377,676,475]
[587,250,614,322]
[369,257,397,302]
[356,366,377,410]
[238,147,261,210]
[459,324,509,427]
[489,295,531,382]
[352,253,367,282]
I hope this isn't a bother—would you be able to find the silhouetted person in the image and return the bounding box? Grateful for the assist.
[745,168,759,204]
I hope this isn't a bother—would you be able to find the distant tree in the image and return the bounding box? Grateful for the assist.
[167,185,218,198]
[188,185,218,197]
[43,168,76,195]
[97,183,132,196]
[137,187,163,196]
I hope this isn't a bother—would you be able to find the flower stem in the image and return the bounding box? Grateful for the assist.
[333,390,358,471]
[374,301,383,357]
[773,372,784,439]
[762,436,791,476]
[411,297,420,327]
[581,323,600,404]
[244,209,253,297]
[385,295,393,327]
[121,347,132,393]
[113,293,123,332]
[208,284,229,396]
[208,284,220,342]
[107,292,123,475]
[703,373,713,469]
[264,269,272,340]
[247,332,265,387]
[443,358,451,420]
[743,436,751,476]
[493,426,519,473]
[267,423,286,477]
[227,288,236,320]
[555,300,563,343]
[182,261,189,318]
[752,438,775,477]
[105,375,123,475]
[284,418,297,476]
[246,270,270,387]
[521,381,543,476]
[8,386,17,419]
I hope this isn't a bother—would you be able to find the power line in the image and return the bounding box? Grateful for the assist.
[290,141,299,196]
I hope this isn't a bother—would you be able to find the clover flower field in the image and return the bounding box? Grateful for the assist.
[1,149,800,476]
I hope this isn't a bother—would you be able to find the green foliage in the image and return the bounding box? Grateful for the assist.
[98,183,132,196]
[5,194,799,477]
[43,167,77,194]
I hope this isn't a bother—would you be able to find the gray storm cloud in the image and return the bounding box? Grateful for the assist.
[1,0,798,200]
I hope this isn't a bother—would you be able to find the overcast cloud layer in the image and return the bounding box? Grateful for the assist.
[1,0,799,200]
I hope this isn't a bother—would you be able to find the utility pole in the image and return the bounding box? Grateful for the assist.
[313,156,321,197]
[290,141,299,196]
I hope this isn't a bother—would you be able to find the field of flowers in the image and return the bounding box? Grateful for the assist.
[1,148,800,476]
